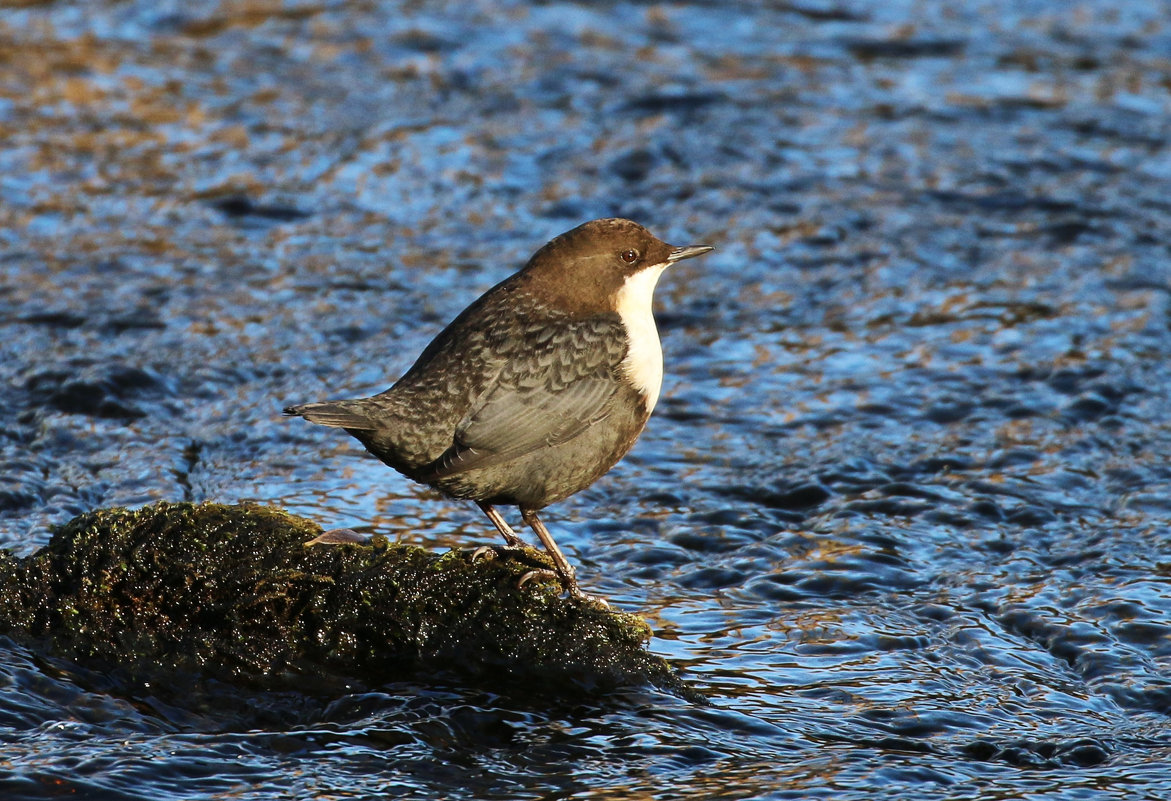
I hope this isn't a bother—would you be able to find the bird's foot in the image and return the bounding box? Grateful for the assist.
[569,586,611,608]
[470,543,531,563]
[305,528,370,546]
[518,568,610,608]
[517,567,559,587]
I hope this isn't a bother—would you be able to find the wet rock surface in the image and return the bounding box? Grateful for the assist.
[0,502,683,698]
[2,0,1171,799]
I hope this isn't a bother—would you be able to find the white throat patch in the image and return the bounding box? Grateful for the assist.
[614,263,667,413]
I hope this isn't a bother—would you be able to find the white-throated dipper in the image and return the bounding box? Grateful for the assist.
[284,218,712,601]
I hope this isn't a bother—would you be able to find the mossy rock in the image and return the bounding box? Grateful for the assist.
[0,502,694,700]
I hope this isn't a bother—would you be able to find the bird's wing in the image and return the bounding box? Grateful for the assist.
[420,315,629,480]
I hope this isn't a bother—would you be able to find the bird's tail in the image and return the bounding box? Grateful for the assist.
[283,399,379,430]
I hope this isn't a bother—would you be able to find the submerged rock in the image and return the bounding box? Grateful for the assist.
[0,502,693,699]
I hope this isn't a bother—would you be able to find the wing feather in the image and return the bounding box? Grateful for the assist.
[420,316,627,480]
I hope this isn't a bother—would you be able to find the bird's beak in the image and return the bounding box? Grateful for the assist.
[667,244,714,263]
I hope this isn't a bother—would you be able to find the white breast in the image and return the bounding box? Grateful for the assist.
[614,264,667,413]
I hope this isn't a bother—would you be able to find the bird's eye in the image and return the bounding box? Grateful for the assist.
[620,249,640,264]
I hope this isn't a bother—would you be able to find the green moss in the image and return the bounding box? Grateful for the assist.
[0,502,695,700]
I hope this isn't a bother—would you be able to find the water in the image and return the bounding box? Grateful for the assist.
[2,0,1171,797]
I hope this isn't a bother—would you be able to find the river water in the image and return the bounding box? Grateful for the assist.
[2,1,1170,798]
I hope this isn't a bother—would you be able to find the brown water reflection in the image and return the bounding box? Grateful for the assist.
[3,0,1171,798]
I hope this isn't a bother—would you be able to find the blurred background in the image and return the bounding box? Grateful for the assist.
[1,1,1170,798]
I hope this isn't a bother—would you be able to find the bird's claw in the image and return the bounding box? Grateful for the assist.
[569,587,611,608]
[517,567,559,588]
[305,528,369,546]
[518,568,609,607]
[470,543,532,563]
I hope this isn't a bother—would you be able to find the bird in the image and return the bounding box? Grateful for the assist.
[284,218,713,602]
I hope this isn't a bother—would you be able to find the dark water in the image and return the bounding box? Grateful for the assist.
[3,0,1171,797]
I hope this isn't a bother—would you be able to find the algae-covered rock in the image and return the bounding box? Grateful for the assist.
[0,502,692,698]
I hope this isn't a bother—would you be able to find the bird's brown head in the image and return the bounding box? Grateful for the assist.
[519,218,713,316]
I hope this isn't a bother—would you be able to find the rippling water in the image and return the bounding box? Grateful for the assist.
[2,0,1171,798]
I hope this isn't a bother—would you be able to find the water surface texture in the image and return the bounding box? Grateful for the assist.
[2,1,1171,798]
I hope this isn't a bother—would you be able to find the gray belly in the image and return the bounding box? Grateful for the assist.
[429,386,650,509]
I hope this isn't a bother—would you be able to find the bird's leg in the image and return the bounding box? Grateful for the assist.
[477,501,525,546]
[470,501,531,562]
[519,508,607,605]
